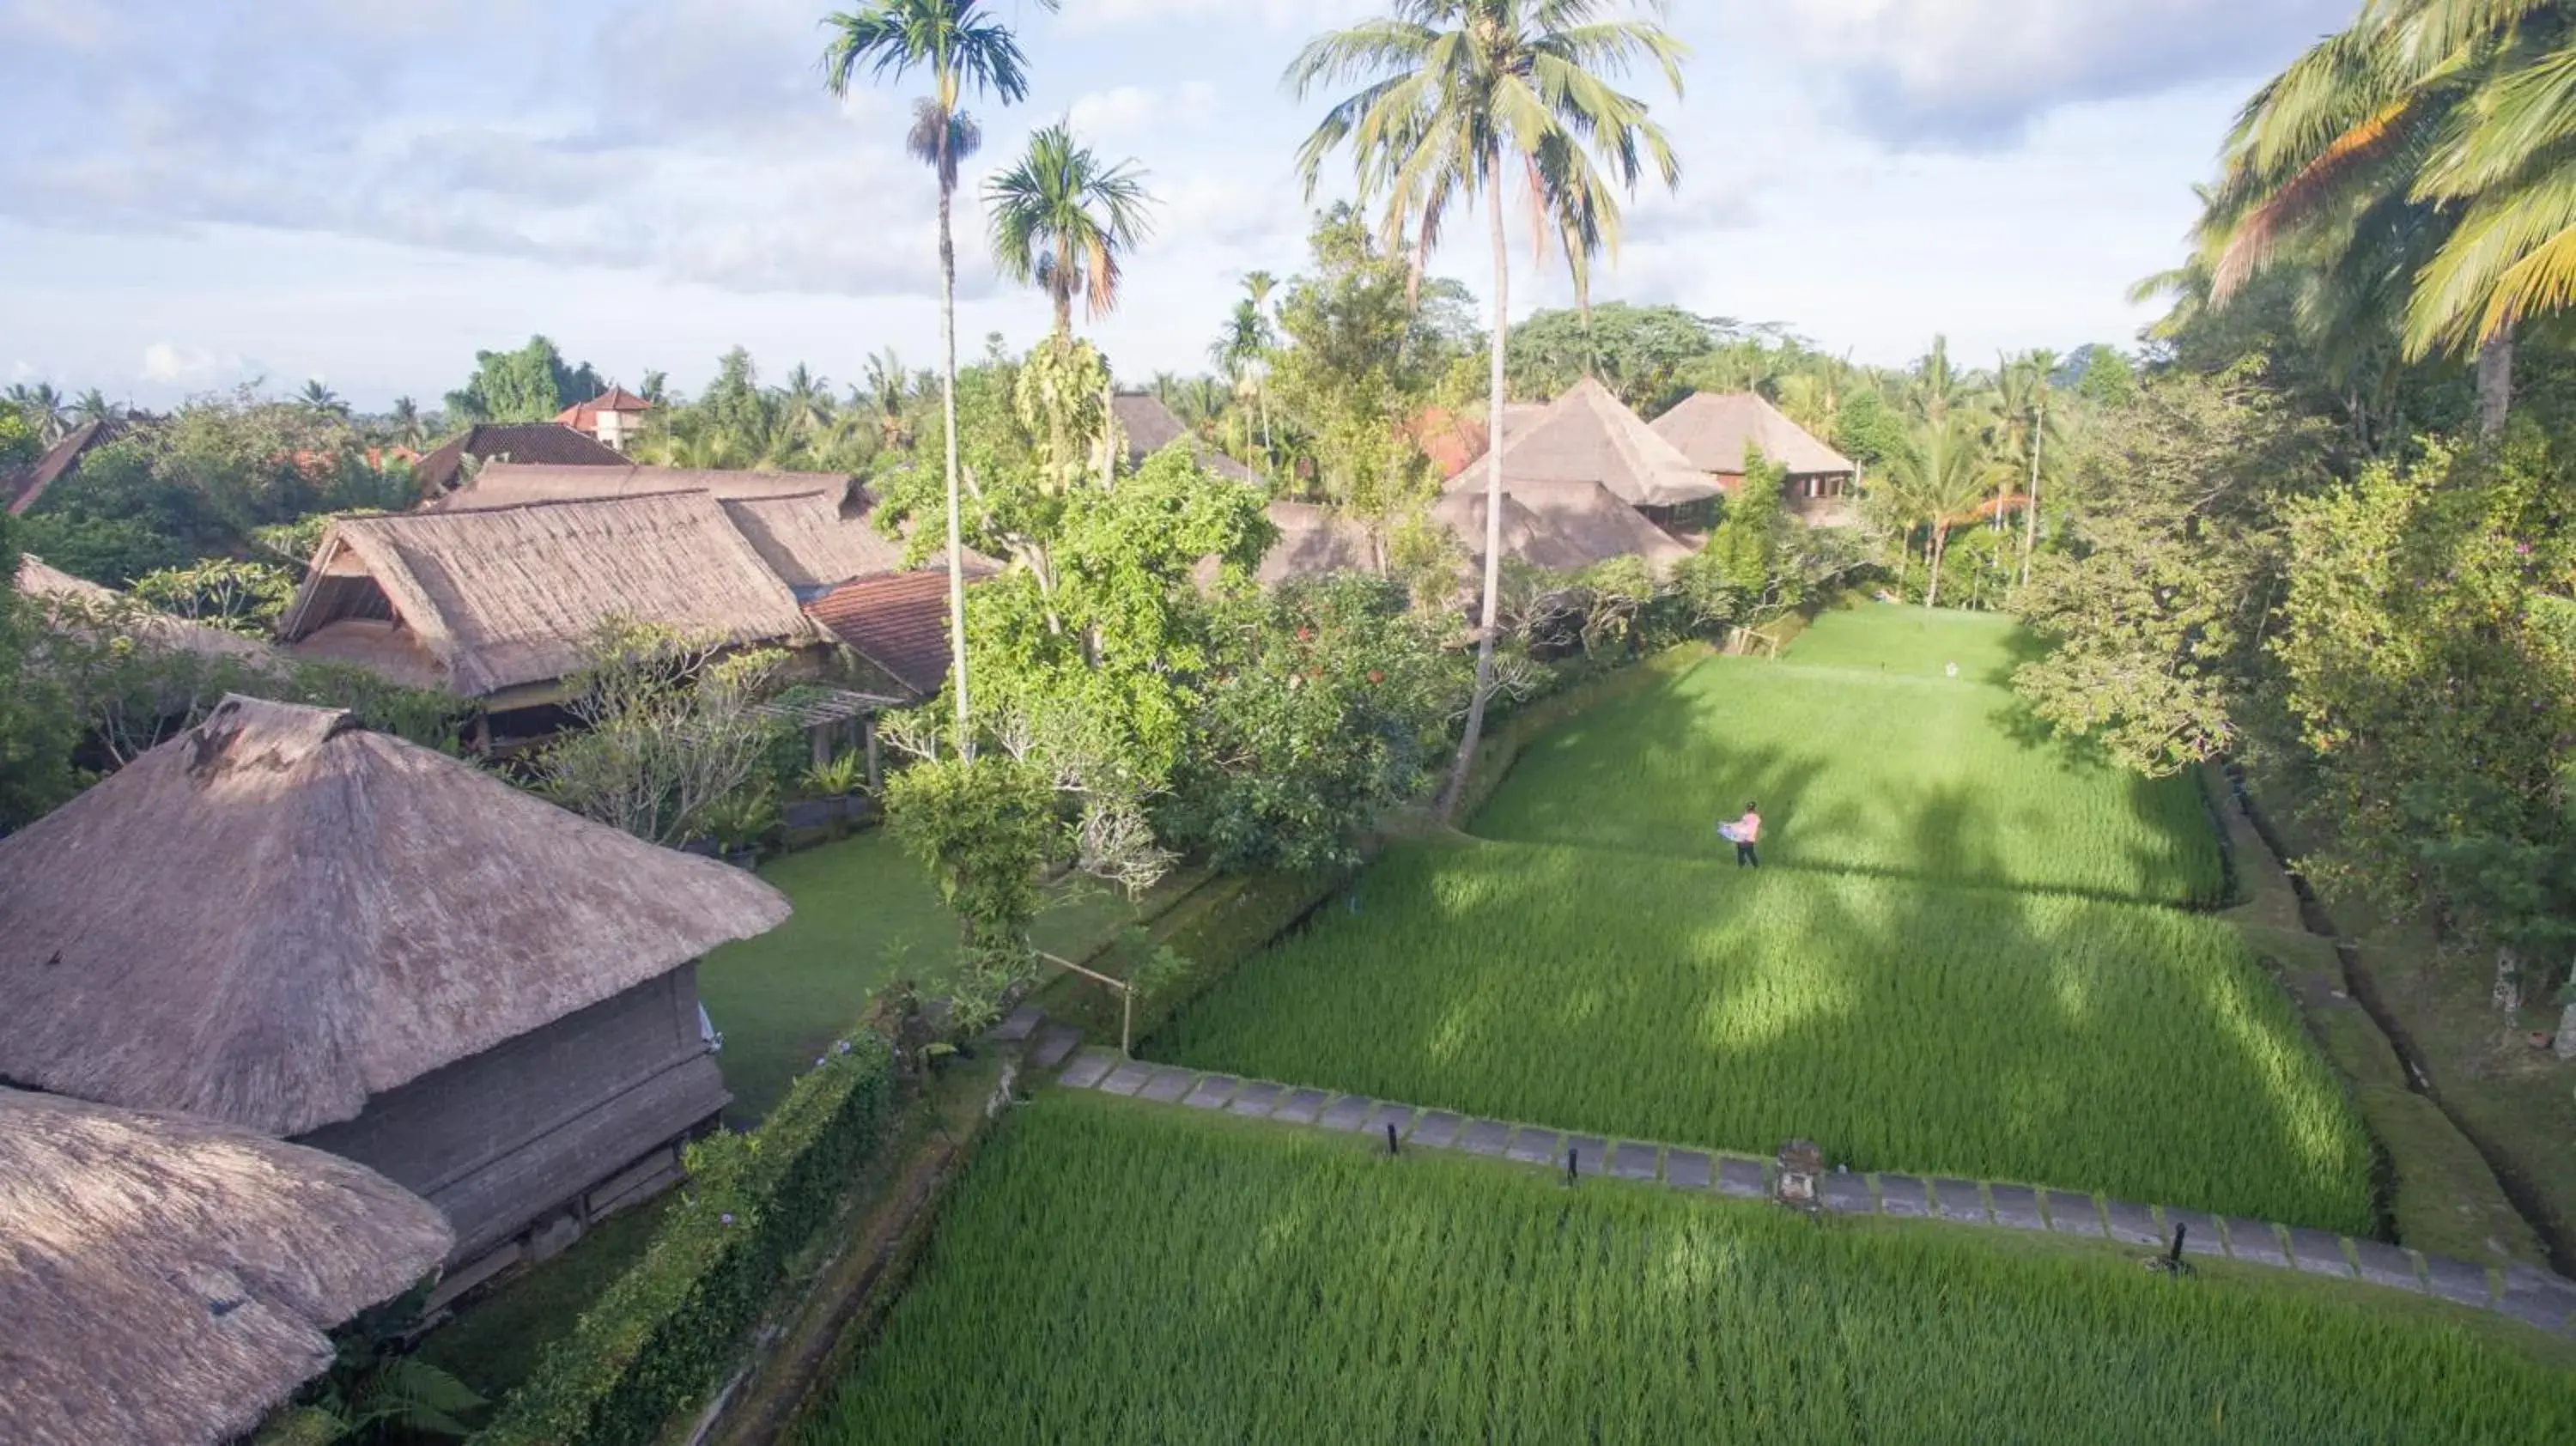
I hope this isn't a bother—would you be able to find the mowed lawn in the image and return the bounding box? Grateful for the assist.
[803,1095,2569,1445]
[1149,841,2374,1230]
[1475,608,2227,905]
[698,830,1145,1123]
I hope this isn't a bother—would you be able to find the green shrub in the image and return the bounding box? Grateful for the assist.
[473,1032,898,1446]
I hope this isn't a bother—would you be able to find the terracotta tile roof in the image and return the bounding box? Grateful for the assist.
[553,386,654,430]
[411,423,626,497]
[805,568,985,699]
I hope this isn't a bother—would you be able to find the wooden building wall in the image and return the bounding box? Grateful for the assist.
[297,964,730,1267]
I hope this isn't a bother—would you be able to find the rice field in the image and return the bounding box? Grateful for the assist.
[803,1095,2573,1445]
[1475,610,2226,904]
[1149,841,2375,1230]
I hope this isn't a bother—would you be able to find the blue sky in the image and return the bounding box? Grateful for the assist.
[0,0,2353,411]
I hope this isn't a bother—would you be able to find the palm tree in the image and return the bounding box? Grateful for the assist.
[861,348,913,449]
[2197,0,2576,435]
[297,380,349,418]
[1883,416,1994,610]
[1290,0,1686,819]
[1991,350,2060,586]
[781,363,835,438]
[8,382,69,446]
[986,121,1156,335]
[73,388,118,427]
[823,0,1055,758]
[389,396,428,451]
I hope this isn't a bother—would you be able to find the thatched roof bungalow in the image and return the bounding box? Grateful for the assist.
[1649,392,1860,525]
[1454,378,1718,513]
[432,460,863,512]
[1112,394,1260,483]
[0,1087,452,1446]
[1433,480,1692,574]
[276,494,827,708]
[15,555,286,668]
[0,696,792,1285]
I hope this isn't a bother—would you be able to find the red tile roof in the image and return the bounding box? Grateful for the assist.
[805,568,981,699]
[554,387,654,430]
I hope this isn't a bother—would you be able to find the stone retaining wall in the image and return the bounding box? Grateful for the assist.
[1055,1048,2576,1340]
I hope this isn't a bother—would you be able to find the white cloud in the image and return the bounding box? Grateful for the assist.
[1066,82,1216,144]
[1059,0,1372,33]
[139,342,235,383]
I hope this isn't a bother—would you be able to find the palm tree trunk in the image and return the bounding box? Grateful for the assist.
[1925,525,1947,609]
[2477,329,2513,439]
[1437,161,1512,821]
[939,167,974,762]
[2019,400,2044,590]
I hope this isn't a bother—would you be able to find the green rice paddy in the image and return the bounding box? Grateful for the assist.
[1477,612,2226,905]
[803,1095,2573,1444]
[1148,840,2374,1230]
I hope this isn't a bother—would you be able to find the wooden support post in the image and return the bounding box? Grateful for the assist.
[471,710,493,758]
[810,722,829,769]
[863,714,882,792]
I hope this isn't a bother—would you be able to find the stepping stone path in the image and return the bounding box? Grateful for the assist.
[1033,1045,2576,1341]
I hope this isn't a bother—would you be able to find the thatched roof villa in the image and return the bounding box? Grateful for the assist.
[0,696,792,1295]
[1432,482,1693,574]
[1112,393,1261,483]
[15,555,286,668]
[1650,392,1860,525]
[0,1087,452,1446]
[276,493,827,709]
[1459,377,1720,514]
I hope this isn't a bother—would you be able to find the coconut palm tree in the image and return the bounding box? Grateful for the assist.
[823,0,1055,757]
[389,396,428,451]
[1882,416,1995,610]
[72,388,118,427]
[8,382,68,446]
[986,121,1156,335]
[1991,350,2060,586]
[1290,0,1686,819]
[780,363,835,438]
[296,380,349,418]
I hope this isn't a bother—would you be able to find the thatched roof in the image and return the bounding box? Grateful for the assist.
[1651,392,1856,478]
[1255,501,1376,585]
[15,556,286,667]
[276,494,823,699]
[1112,394,1259,483]
[718,492,908,591]
[1434,478,1692,574]
[434,461,860,512]
[0,695,793,1136]
[410,424,625,498]
[0,1086,450,1446]
[6,419,125,516]
[1449,379,1716,508]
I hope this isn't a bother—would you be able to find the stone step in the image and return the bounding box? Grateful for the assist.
[990,1004,1046,1044]
[1028,1024,1082,1071]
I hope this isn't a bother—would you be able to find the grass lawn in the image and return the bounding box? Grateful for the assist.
[1149,839,2374,1230]
[1474,613,2225,906]
[698,829,1150,1124]
[802,1094,2572,1444]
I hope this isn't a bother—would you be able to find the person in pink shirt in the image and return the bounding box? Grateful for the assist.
[1721,802,1761,869]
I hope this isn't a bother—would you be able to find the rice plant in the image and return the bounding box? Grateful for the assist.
[1475,610,2227,905]
[1151,841,2375,1230]
[803,1095,2573,1445]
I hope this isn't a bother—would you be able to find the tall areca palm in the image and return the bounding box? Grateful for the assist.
[1290,0,1686,819]
[1992,349,2060,588]
[823,0,1054,757]
[986,122,1156,336]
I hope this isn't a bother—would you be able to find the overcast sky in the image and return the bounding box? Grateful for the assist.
[0,0,2351,411]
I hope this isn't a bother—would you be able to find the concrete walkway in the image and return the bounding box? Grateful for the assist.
[1052,1047,2576,1340]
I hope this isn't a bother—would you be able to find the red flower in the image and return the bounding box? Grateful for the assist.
[1368,670,1386,684]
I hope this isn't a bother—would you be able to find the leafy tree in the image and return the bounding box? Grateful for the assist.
[442,336,598,424]
[1505,301,1719,411]
[6,382,69,446]
[2014,368,2333,775]
[1832,386,1908,471]
[0,512,82,829]
[1167,575,1466,872]
[883,752,1056,1031]
[2071,345,2139,408]
[129,557,299,635]
[0,408,39,471]
[1290,0,1686,820]
[825,0,1059,760]
[986,121,1156,336]
[532,622,787,847]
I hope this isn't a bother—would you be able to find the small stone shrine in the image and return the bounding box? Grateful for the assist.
[1776,1139,1824,1213]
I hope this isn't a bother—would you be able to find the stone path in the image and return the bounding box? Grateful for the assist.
[1051,1047,2576,1340]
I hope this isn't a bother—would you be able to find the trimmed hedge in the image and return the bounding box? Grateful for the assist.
[473,1032,899,1446]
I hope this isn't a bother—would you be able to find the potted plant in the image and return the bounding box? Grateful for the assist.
[702,787,781,870]
[804,752,872,826]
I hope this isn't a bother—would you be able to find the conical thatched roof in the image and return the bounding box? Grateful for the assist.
[1434,479,1692,574]
[1449,378,1717,508]
[1650,391,1856,478]
[276,494,823,698]
[0,1085,450,1446]
[0,696,793,1137]
[14,556,285,667]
